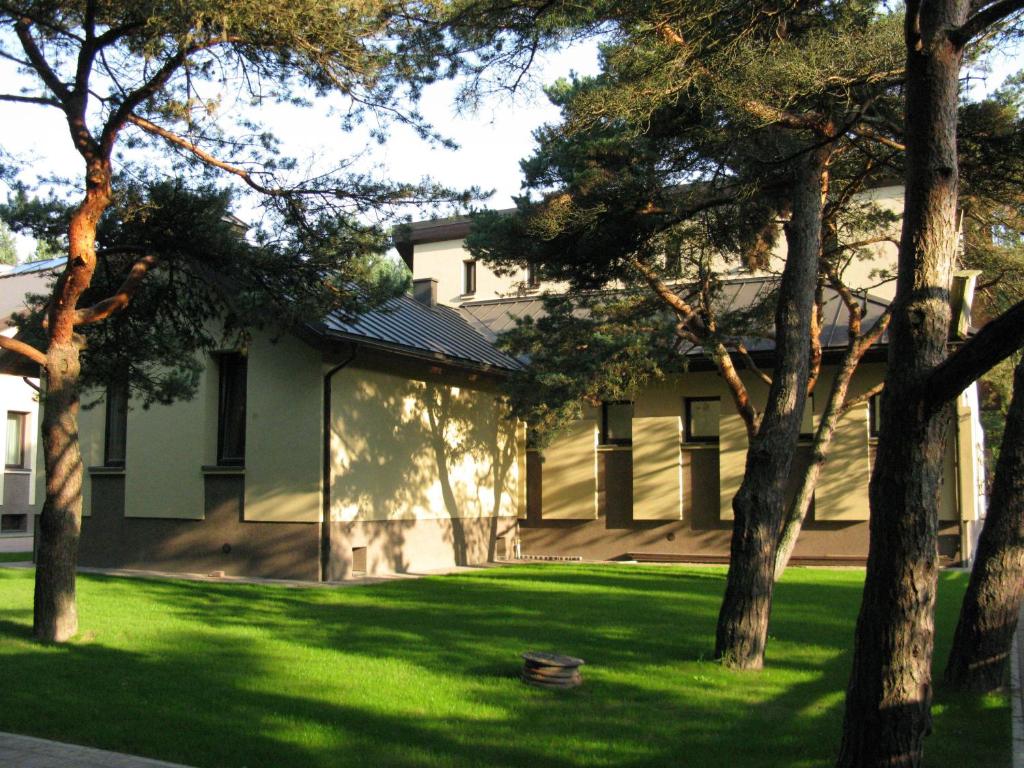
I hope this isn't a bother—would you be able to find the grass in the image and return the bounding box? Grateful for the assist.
[0,564,1008,768]
[0,551,31,563]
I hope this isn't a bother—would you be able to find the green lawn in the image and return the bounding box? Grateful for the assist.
[0,565,1008,768]
[0,551,31,563]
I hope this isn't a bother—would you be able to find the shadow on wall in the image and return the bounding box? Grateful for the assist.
[328,370,519,577]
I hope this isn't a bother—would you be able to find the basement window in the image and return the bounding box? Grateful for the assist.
[352,546,367,575]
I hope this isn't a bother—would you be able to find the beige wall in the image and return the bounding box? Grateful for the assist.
[539,417,599,520]
[632,416,682,520]
[244,333,322,523]
[412,238,555,306]
[329,365,520,522]
[124,360,214,520]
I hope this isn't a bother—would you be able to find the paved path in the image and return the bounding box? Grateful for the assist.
[0,732,195,768]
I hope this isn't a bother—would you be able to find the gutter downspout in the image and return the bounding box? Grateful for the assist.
[321,345,357,582]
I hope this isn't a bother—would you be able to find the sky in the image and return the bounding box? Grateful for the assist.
[0,36,1020,261]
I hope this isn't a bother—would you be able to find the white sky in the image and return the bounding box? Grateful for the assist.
[0,38,1020,261]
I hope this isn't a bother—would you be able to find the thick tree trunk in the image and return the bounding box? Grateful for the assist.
[32,163,110,642]
[714,146,825,669]
[33,343,83,642]
[944,356,1024,692]
[837,3,965,765]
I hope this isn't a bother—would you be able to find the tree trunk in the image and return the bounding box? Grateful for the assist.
[944,356,1024,692]
[32,162,111,642]
[714,146,825,669]
[32,343,83,642]
[837,3,965,764]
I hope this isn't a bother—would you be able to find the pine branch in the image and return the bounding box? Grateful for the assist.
[0,335,46,367]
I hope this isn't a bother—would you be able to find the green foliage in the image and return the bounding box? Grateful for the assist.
[0,219,17,265]
[11,180,406,406]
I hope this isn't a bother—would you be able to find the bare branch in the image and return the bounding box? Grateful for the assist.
[73,254,159,325]
[950,0,1024,47]
[14,18,71,104]
[0,93,61,107]
[927,298,1024,411]
[0,335,47,367]
[733,341,774,386]
[840,382,884,416]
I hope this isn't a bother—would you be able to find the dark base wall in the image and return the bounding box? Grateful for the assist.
[75,474,320,581]
[2,471,34,536]
[327,516,518,580]
[520,449,965,565]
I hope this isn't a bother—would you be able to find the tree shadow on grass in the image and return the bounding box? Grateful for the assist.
[0,566,1007,768]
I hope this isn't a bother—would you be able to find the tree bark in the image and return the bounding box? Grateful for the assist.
[32,162,111,642]
[837,2,966,764]
[714,146,825,669]
[944,356,1024,691]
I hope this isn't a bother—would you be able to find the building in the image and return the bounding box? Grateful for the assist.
[0,259,62,540]
[5,185,988,578]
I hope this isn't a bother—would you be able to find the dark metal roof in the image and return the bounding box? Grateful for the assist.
[458,277,893,355]
[320,292,521,371]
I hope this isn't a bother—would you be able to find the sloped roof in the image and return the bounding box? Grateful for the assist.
[319,293,521,371]
[458,277,892,356]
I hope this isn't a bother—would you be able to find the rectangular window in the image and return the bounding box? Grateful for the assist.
[685,398,720,443]
[526,263,540,289]
[217,353,247,466]
[104,383,128,467]
[869,393,881,438]
[463,260,477,295]
[600,401,633,446]
[5,412,27,468]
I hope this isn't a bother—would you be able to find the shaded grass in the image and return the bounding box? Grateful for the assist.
[0,552,31,563]
[0,565,1008,768]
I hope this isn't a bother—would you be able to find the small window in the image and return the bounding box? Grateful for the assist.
[217,353,247,466]
[526,263,540,289]
[685,398,719,443]
[869,393,881,438]
[800,395,814,440]
[5,412,27,468]
[601,401,633,446]
[104,382,128,467]
[463,260,477,295]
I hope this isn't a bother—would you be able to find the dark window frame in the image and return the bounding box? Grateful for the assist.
[684,397,720,444]
[869,393,881,439]
[216,352,247,467]
[600,401,633,446]
[5,411,28,469]
[463,260,477,295]
[104,382,128,468]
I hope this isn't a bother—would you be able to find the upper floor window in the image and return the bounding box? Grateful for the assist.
[217,353,247,466]
[600,401,633,446]
[685,397,719,443]
[104,382,128,467]
[463,260,477,295]
[869,393,881,439]
[526,263,540,289]
[800,394,815,440]
[5,412,27,468]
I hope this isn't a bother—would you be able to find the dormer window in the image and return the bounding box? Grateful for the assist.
[463,260,477,295]
[526,263,540,289]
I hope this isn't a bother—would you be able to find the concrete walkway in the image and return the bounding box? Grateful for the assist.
[0,732,195,768]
